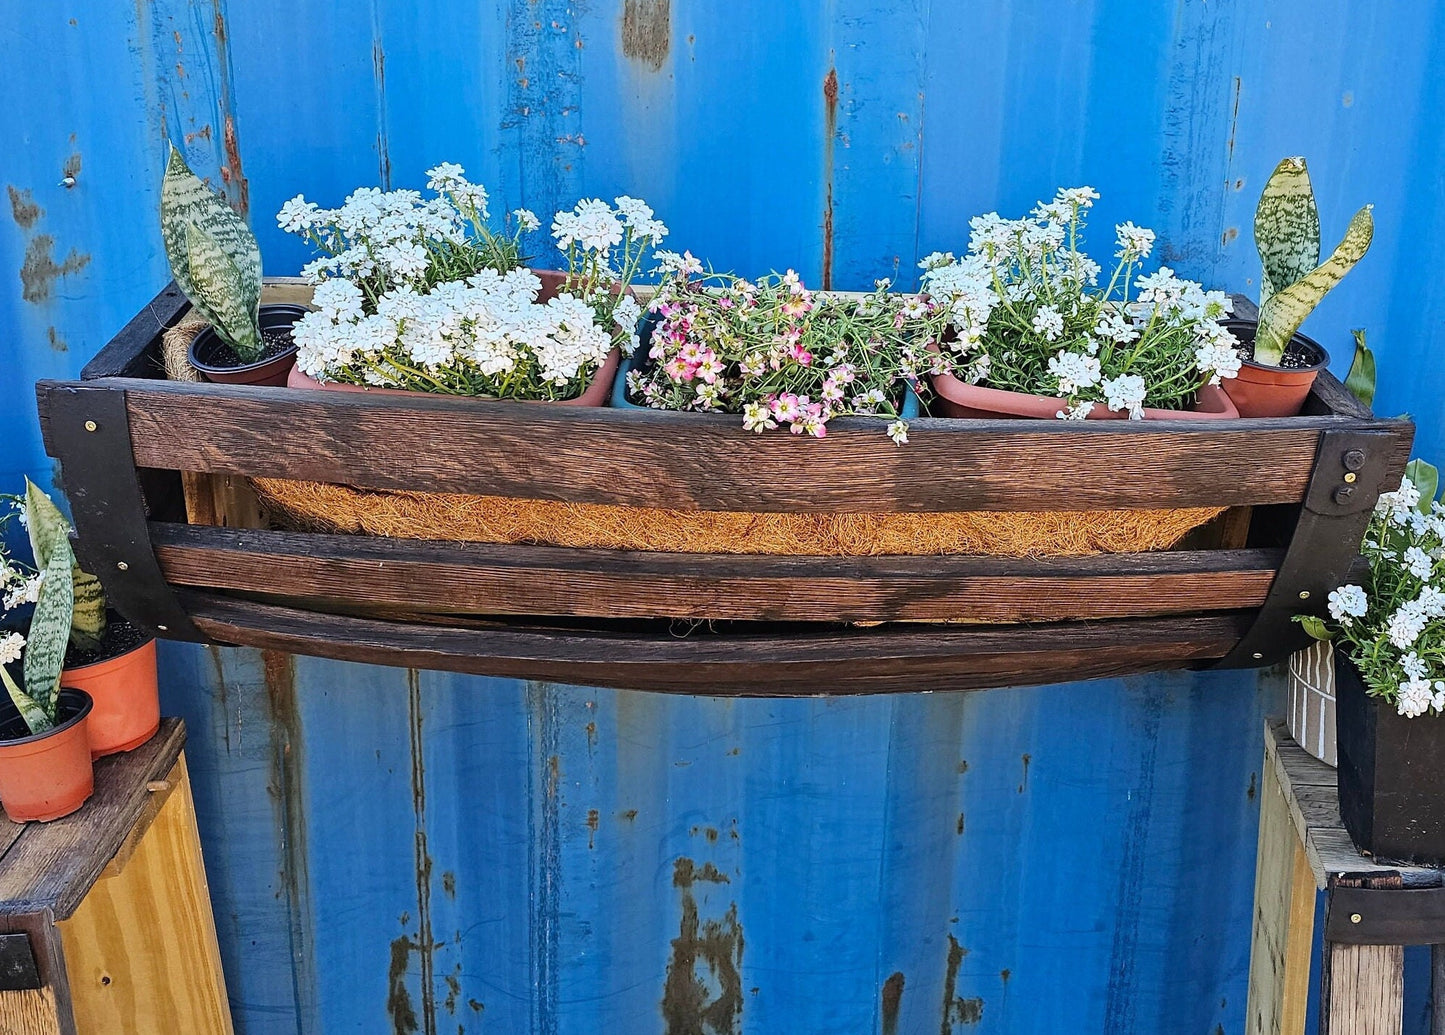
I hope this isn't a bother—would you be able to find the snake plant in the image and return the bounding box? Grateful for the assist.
[1252,157,1373,366]
[0,481,105,734]
[160,145,265,362]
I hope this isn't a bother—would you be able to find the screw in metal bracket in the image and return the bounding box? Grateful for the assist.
[1344,472,1358,483]
[1343,449,1367,471]
[1299,591,1311,600]
[1351,913,1363,924]
[1252,652,1264,660]
[83,420,97,432]
[1334,486,1355,505]
[116,561,128,571]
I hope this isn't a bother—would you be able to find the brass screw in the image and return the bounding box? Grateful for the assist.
[83,420,97,432]
[1252,652,1264,660]
[1344,472,1358,484]
[156,624,168,632]
[116,561,128,571]
[1351,913,1363,924]
[1299,591,1311,600]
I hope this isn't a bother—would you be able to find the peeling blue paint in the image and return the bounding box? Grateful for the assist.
[4,2,1445,1032]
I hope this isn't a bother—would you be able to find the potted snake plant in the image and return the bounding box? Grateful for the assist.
[1223,156,1374,417]
[0,481,99,821]
[162,146,306,386]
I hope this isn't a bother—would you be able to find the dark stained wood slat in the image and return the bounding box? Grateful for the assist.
[180,590,1251,695]
[79,283,189,380]
[33,379,1375,512]
[0,719,185,920]
[151,523,1283,623]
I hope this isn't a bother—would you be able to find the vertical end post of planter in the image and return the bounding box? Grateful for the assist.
[1212,424,1412,669]
[36,381,204,643]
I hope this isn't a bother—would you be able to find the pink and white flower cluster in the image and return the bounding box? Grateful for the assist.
[627,269,944,443]
[919,186,1241,418]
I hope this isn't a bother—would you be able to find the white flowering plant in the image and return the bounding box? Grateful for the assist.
[920,186,1242,419]
[0,482,107,734]
[281,164,666,401]
[1301,461,1445,718]
[625,258,945,443]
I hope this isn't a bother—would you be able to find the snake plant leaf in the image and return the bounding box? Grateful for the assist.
[1297,615,1334,641]
[0,668,52,736]
[186,222,264,361]
[21,479,104,650]
[1406,459,1439,513]
[1255,157,1321,308]
[21,538,75,726]
[161,145,261,293]
[1254,203,1374,366]
[1344,328,1376,409]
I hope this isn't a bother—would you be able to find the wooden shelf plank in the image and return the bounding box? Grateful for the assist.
[151,523,1284,623]
[181,590,1249,694]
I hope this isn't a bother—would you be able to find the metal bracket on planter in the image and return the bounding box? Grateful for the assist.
[1213,427,1405,669]
[41,384,204,642]
[1325,883,1445,945]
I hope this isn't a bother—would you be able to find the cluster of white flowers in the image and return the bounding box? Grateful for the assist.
[1313,467,1445,717]
[293,268,614,390]
[279,164,526,296]
[919,186,1241,418]
[282,165,667,399]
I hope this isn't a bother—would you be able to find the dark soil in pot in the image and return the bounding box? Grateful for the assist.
[63,612,147,669]
[189,303,308,386]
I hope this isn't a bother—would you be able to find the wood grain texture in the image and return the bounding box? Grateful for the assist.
[34,379,1374,513]
[181,590,1249,694]
[59,757,233,1035]
[151,523,1283,623]
[1322,943,1404,1035]
[1265,720,1441,890]
[1246,747,1317,1035]
[0,721,185,920]
[0,988,60,1035]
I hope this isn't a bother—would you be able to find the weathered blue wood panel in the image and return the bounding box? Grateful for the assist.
[4,2,1443,1032]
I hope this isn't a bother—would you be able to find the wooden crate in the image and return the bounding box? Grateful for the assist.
[33,283,1414,694]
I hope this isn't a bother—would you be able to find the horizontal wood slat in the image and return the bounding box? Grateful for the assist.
[151,523,1283,623]
[180,590,1252,695]
[33,379,1373,512]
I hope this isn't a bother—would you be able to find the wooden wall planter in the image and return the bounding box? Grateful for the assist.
[33,283,1414,695]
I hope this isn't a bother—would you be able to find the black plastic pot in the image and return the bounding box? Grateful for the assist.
[1336,653,1445,864]
[188,303,308,386]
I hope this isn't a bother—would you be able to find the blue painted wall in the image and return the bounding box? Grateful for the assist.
[2,2,1441,1032]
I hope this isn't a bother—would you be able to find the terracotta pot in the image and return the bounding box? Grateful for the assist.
[1218,320,1330,418]
[926,344,1239,420]
[189,304,308,386]
[0,689,94,822]
[62,637,159,758]
[287,271,622,405]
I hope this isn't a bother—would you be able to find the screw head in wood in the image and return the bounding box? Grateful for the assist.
[83,420,97,432]
[1343,449,1367,471]
[1351,912,1362,924]
[116,561,128,571]
[1343,472,1358,484]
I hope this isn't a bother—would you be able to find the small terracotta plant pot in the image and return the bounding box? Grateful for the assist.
[0,689,94,823]
[925,344,1239,420]
[1218,320,1330,418]
[287,270,622,405]
[189,304,309,386]
[62,634,159,758]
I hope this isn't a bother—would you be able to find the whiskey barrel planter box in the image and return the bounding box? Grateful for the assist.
[33,282,1414,695]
